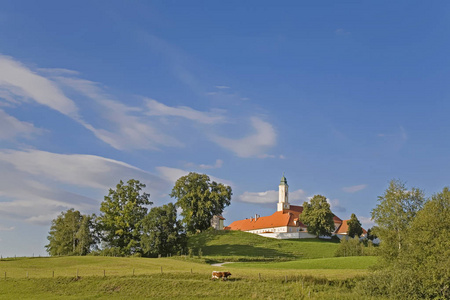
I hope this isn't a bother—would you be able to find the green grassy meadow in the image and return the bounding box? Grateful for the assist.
[188,230,340,261]
[0,256,379,299]
[0,232,381,299]
[227,256,377,270]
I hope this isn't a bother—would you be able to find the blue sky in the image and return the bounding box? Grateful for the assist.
[1,1,450,256]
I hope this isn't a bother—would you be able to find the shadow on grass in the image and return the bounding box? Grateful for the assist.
[211,277,243,282]
[198,244,296,259]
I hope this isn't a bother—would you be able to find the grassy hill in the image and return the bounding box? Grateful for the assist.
[0,232,380,298]
[227,256,377,270]
[188,230,340,261]
[0,256,380,299]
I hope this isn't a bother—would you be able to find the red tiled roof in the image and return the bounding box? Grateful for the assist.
[227,205,343,232]
[336,219,367,236]
[227,205,306,231]
[333,215,342,223]
[336,220,349,234]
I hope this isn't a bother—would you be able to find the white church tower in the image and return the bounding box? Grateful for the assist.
[277,174,290,211]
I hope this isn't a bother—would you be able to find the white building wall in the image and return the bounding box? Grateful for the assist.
[258,231,317,239]
[244,226,317,239]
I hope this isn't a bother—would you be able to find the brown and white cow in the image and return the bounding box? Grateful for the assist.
[211,271,232,281]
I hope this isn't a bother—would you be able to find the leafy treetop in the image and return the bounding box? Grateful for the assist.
[97,179,152,255]
[371,179,424,260]
[170,172,232,234]
[300,194,335,237]
[347,213,363,238]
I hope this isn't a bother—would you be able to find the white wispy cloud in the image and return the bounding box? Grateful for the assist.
[0,225,14,231]
[327,198,346,213]
[335,28,350,35]
[212,117,277,158]
[37,68,80,76]
[199,159,223,169]
[145,98,226,124]
[81,99,183,151]
[0,109,43,140]
[377,126,408,143]
[156,166,232,187]
[215,85,230,89]
[56,76,184,150]
[342,184,368,193]
[0,55,78,117]
[186,159,224,170]
[0,56,186,151]
[0,149,162,190]
[0,149,171,225]
[257,154,276,159]
[0,54,275,157]
[238,189,307,204]
[141,33,205,95]
[358,216,375,229]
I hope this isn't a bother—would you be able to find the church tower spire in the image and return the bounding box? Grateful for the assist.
[277,173,290,211]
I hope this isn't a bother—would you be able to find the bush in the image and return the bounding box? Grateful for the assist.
[335,237,363,257]
[335,237,377,257]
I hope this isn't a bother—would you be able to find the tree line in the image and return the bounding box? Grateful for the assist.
[300,194,364,239]
[297,179,449,298]
[362,179,450,299]
[46,173,232,257]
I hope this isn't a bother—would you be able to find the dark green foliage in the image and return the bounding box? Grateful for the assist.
[299,195,335,237]
[188,229,340,261]
[400,187,450,299]
[46,209,97,256]
[371,179,424,261]
[366,227,378,241]
[170,172,232,234]
[335,237,363,257]
[346,213,363,238]
[335,237,377,257]
[97,179,152,256]
[141,203,186,257]
[364,184,450,299]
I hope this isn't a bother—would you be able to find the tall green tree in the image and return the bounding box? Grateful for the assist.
[300,195,335,237]
[371,179,424,261]
[141,203,186,257]
[366,227,378,241]
[402,187,450,298]
[347,213,363,238]
[97,179,152,255]
[46,209,97,256]
[170,172,232,234]
[363,187,450,299]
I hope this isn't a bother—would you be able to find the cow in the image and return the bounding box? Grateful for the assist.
[211,271,232,281]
